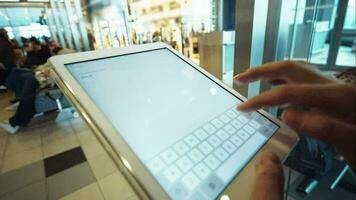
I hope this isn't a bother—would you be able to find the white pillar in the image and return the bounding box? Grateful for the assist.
[64,0,81,51]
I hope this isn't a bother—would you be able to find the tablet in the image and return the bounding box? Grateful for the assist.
[50,43,298,200]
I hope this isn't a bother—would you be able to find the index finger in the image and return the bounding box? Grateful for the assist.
[237,84,356,115]
[234,61,333,84]
[235,61,293,84]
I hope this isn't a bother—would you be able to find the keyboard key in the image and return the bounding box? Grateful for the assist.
[147,157,166,174]
[194,162,211,180]
[219,114,230,123]
[173,141,190,155]
[204,154,221,170]
[207,135,221,147]
[169,182,189,199]
[176,156,194,172]
[237,115,249,124]
[161,148,178,164]
[250,119,262,129]
[211,118,224,129]
[216,129,229,141]
[194,129,209,141]
[185,135,200,148]
[188,148,204,163]
[232,108,241,115]
[200,174,225,198]
[236,130,249,140]
[216,133,266,182]
[231,119,243,129]
[222,140,237,154]
[203,123,217,134]
[230,135,243,147]
[181,171,201,191]
[223,124,236,135]
[163,165,182,183]
[198,141,213,155]
[243,124,255,135]
[226,110,237,119]
[214,147,229,162]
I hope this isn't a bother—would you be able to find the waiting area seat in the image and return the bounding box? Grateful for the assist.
[35,87,71,114]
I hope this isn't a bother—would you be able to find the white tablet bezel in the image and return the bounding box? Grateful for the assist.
[50,42,298,200]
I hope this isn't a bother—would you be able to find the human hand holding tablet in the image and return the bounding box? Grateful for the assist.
[50,43,298,200]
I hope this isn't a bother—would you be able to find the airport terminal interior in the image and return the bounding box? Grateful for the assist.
[0,0,355,199]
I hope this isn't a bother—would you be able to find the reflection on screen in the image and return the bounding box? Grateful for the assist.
[66,48,279,200]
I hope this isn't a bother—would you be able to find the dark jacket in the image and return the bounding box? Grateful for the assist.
[0,36,16,72]
[26,45,51,65]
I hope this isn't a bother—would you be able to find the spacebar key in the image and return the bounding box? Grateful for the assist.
[215,133,266,182]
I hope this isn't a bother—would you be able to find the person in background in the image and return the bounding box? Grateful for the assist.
[0,28,16,91]
[10,39,21,49]
[233,61,356,200]
[13,49,26,68]
[0,48,75,134]
[27,37,51,65]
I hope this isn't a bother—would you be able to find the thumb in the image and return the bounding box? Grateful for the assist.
[250,151,284,200]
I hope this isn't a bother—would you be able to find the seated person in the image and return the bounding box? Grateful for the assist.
[26,37,51,65]
[0,63,6,91]
[0,28,15,90]
[0,47,75,134]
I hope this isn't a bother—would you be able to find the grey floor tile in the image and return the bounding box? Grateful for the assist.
[46,162,95,200]
[0,160,45,196]
[0,180,46,200]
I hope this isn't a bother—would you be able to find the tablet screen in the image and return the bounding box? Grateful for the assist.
[66,48,279,199]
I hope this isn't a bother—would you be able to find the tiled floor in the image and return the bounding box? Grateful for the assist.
[0,91,139,200]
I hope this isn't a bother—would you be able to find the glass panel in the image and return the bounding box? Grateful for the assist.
[286,0,339,66]
[0,8,10,27]
[336,0,356,67]
[6,8,32,26]
[308,0,338,65]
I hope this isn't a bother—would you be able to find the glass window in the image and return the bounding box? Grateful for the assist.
[0,8,10,27]
[18,23,51,38]
[286,0,339,65]
[336,0,356,67]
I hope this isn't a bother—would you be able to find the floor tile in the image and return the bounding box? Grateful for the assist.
[88,153,118,180]
[41,120,75,145]
[0,133,8,169]
[76,129,97,145]
[59,182,104,200]
[1,146,43,174]
[98,171,136,200]
[42,133,80,158]
[5,131,41,157]
[44,147,86,177]
[0,180,46,200]
[46,162,96,200]
[81,139,106,159]
[0,160,45,196]
[0,128,8,138]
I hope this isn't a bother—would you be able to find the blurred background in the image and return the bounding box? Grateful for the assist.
[0,0,354,88]
[0,1,355,199]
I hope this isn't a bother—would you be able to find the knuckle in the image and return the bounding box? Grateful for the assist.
[277,85,293,100]
[278,61,292,70]
[249,67,259,74]
[314,115,336,133]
